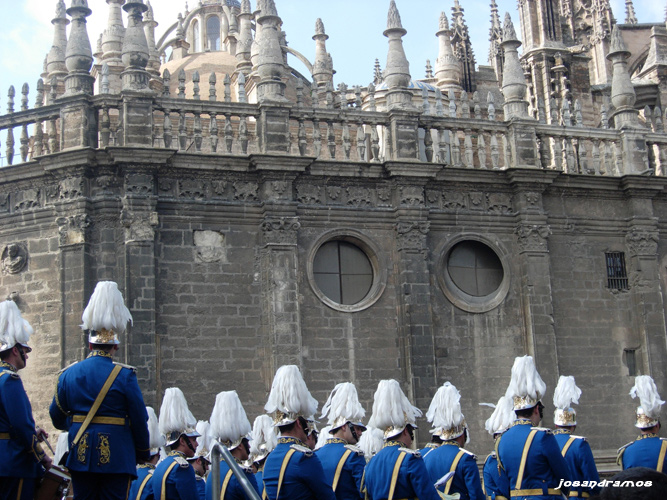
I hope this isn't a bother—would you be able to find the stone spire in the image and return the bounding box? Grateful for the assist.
[144,1,161,79]
[121,0,150,91]
[488,0,503,84]
[373,59,383,85]
[312,19,334,88]
[434,12,462,91]
[101,0,125,64]
[625,0,638,24]
[254,0,287,101]
[500,13,529,119]
[65,0,95,95]
[450,0,476,92]
[236,0,253,74]
[607,25,638,128]
[172,13,191,60]
[46,0,69,100]
[383,0,412,110]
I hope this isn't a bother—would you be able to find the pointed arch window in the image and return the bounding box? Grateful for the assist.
[192,20,201,53]
[206,16,221,51]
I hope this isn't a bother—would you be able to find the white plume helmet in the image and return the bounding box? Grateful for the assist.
[193,421,213,461]
[81,281,133,345]
[426,382,468,442]
[0,300,34,353]
[264,365,318,426]
[147,406,166,455]
[54,432,69,466]
[506,355,547,410]
[368,379,422,440]
[553,376,582,426]
[315,425,332,450]
[630,375,665,428]
[320,382,366,430]
[210,391,252,450]
[159,387,200,446]
[358,426,385,459]
[249,414,278,462]
[483,395,515,435]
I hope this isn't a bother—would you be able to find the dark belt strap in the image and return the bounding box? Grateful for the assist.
[72,415,127,426]
[0,432,10,439]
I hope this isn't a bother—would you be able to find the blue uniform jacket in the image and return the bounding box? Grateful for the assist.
[315,438,366,500]
[363,441,440,500]
[423,441,485,500]
[497,421,571,500]
[618,434,667,472]
[204,460,259,500]
[553,430,601,496]
[419,442,440,459]
[262,437,336,500]
[129,464,156,500]
[151,452,199,500]
[195,475,206,500]
[0,362,46,478]
[254,469,263,492]
[482,452,503,500]
[49,351,150,476]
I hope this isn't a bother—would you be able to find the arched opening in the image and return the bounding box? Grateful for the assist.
[192,20,201,53]
[206,16,221,51]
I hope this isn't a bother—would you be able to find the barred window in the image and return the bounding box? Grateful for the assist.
[605,252,628,290]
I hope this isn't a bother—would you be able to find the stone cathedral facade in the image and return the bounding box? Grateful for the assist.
[2,0,667,465]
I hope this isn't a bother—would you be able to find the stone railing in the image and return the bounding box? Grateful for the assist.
[1,76,667,178]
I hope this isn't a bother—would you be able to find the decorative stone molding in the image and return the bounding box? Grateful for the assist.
[60,177,85,200]
[125,173,154,196]
[396,221,430,253]
[179,179,206,200]
[56,214,90,246]
[626,229,659,257]
[233,181,259,202]
[2,244,28,274]
[120,209,158,243]
[515,223,551,252]
[524,191,541,207]
[488,192,513,214]
[347,186,372,207]
[443,192,467,210]
[14,189,41,212]
[194,230,227,263]
[261,217,301,246]
[327,186,342,202]
[0,194,8,213]
[297,184,321,205]
[400,186,424,207]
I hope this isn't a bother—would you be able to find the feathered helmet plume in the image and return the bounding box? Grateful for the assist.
[315,425,332,450]
[506,356,546,410]
[368,379,422,440]
[81,281,133,345]
[159,387,200,447]
[553,376,581,427]
[320,382,367,430]
[192,421,213,462]
[0,300,34,353]
[249,414,278,463]
[264,365,318,427]
[483,395,515,436]
[426,382,467,441]
[147,406,166,456]
[358,426,385,459]
[210,391,252,450]
[630,375,665,429]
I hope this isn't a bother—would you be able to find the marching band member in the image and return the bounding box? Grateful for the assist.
[422,382,484,500]
[481,395,514,500]
[262,365,335,500]
[152,387,201,500]
[0,300,51,500]
[205,391,259,500]
[249,415,278,489]
[617,375,667,472]
[362,379,439,500]
[129,407,164,500]
[189,421,212,500]
[552,376,600,498]
[315,383,367,500]
[357,427,384,462]
[496,356,571,499]
[49,281,149,500]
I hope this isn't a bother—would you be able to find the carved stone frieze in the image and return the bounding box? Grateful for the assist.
[269,181,290,199]
[515,223,551,252]
[179,179,206,200]
[0,194,8,213]
[212,181,227,197]
[487,193,513,214]
[59,177,85,200]
[14,188,40,211]
[425,189,441,206]
[297,184,321,205]
[327,186,342,202]
[93,175,120,196]
[120,209,159,243]
[377,186,392,206]
[347,186,372,207]
[524,191,541,208]
[261,217,301,246]
[396,221,430,253]
[470,191,484,210]
[233,181,259,202]
[626,229,659,257]
[56,214,90,246]
[159,179,175,193]
[125,173,154,196]
[400,186,424,207]
[443,192,467,210]
[2,243,28,274]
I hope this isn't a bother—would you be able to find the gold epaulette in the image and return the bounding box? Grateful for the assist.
[459,447,476,459]
[530,426,552,434]
[113,362,136,372]
[345,444,364,455]
[398,447,421,457]
[174,455,189,467]
[290,443,313,456]
[569,434,586,441]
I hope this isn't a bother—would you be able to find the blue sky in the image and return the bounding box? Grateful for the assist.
[0,0,659,107]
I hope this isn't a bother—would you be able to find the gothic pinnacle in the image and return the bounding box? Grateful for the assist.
[500,12,529,119]
[607,25,637,128]
[313,18,334,87]
[625,0,638,24]
[503,12,518,42]
[387,0,405,33]
[65,0,94,95]
[47,0,69,80]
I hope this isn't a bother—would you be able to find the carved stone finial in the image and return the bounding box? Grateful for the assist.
[625,0,638,24]
[439,11,449,31]
[55,0,67,18]
[312,18,333,86]
[387,0,404,31]
[64,0,94,95]
[315,18,326,36]
[262,0,278,17]
[121,0,150,91]
[607,26,638,128]
[609,25,629,55]
[500,12,529,119]
[502,12,518,42]
[383,0,412,109]
[241,0,250,14]
[176,13,185,39]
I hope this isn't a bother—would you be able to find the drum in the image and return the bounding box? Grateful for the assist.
[35,466,71,500]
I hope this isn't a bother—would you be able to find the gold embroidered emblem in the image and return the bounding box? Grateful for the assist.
[98,434,111,465]
[77,433,89,463]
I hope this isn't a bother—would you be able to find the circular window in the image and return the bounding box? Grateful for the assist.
[438,236,510,313]
[308,231,386,312]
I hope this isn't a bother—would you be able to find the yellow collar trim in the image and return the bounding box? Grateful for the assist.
[0,361,17,372]
[88,350,112,359]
